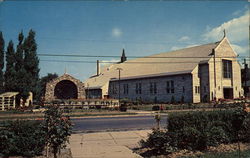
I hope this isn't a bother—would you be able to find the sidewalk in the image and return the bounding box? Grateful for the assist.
[69,130,151,158]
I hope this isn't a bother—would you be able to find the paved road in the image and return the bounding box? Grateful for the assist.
[72,115,167,133]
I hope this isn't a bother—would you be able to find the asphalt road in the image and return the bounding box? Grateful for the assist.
[72,115,168,133]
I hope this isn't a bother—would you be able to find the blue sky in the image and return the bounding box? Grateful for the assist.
[0,1,249,81]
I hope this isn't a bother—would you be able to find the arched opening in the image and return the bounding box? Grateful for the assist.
[54,80,78,99]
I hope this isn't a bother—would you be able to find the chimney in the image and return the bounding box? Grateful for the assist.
[97,60,100,76]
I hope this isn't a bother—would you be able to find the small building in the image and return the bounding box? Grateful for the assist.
[0,92,33,111]
[0,92,19,111]
[45,73,85,102]
[84,35,243,103]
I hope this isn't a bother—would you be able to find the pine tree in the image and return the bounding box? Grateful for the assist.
[5,40,16,92]
[37,73,58,103]
[23,29,40,101]
[15,31,24,72]
[15,31,30,105]
[0,32,4,93]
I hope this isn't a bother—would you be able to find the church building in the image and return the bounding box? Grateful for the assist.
[84,35,243,103]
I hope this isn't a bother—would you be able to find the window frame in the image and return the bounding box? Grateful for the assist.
[222,59,232,79]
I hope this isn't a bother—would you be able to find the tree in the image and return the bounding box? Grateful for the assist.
[0,32,4,93]
[23,29,40,101]
[4,41,16,92]
[44,105,72,158]
[15,31,24,72]
[37,73,58,104]
[14,32,30,105]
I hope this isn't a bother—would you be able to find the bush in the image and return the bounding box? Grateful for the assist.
[206,126,230,146]
[239,113,250,142]
[119,105,127,112]
[176,127,201,150]
[152,105,160,111]
[168,109,246,142]
[141,108,248,156]
[0,120,46,157]
[44,105,72,158]
[140,129,177,155]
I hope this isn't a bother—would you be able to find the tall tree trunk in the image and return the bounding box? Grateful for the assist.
[53,147,57,158]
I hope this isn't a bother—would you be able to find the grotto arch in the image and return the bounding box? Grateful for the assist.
[45,73,85,102]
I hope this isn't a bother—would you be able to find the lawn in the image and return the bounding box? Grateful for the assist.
[0,111,137,120]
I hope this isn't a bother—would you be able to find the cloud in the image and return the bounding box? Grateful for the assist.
[205,25,211,32]
[202,10,249,43]
[178,36,190,42]
[100,59,120,67]
[231,44,249,56]
[170,44,198,51]
[170,46,182,51]
[112,28,123,37]
[232,10,242,16]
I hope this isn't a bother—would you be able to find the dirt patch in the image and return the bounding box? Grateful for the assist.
[8,148,72,158]
[207,143,250,153]
[134,143,250,158]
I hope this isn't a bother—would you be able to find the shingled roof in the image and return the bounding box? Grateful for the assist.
[84,41,220,88]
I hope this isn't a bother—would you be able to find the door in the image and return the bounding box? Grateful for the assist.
[223,88,233,99]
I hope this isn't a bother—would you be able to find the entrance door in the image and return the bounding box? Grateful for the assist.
[223,88,233,99]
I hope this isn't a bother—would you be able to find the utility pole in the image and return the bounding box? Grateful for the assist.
[213,49,216,101]
[87,83,89,99]
[243,59,248,97]
[116,68,123,106]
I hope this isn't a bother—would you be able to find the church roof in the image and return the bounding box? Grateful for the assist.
[84,41,220,88]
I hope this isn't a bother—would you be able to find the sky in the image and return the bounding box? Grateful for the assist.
[0,0,249,81]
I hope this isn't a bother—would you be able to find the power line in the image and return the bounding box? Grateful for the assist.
[38,37,179,45]
[40,59,238,64]
[38,53,249,59]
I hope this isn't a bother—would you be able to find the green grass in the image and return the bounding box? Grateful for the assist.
[0,112,138,120]
[180,149,250,158]
[127,104,215,111]
[64,112,137,117]
[0,110,33,114]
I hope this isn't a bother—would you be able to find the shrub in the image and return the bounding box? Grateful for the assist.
[239,113,250,142]
[0,120,46,157]
[44,105,72,158]
[206,126,229,147]
[140,129,177,155]
[168,110,246,139]
[140,108,248,156]
[176,127,201,150]
[119,105,127,112]
[152,105,160,111]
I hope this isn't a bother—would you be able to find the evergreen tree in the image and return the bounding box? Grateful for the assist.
[15,31,30,105]
[37,73,58,104]
[5,41,16,92]
[0,32,4,93]
[15,31,24,72]
[23,29,40,101]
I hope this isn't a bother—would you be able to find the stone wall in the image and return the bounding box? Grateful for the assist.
[45,73,85,102]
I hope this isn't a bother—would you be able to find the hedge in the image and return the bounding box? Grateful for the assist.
[141,108,250,155]
[0,120,46,157]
